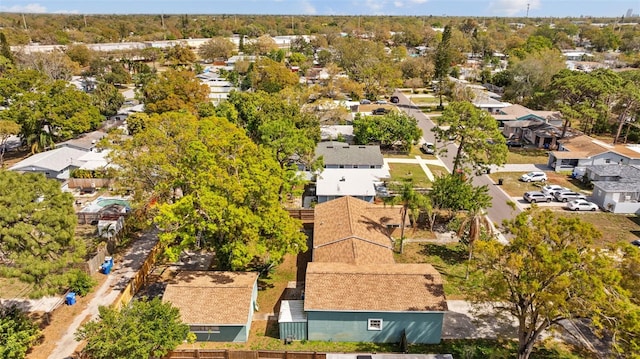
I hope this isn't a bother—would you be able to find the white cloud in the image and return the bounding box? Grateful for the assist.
[393,0,429,9]
[0,3,47,13]
[301,0,317,15]
[489,0,541,16]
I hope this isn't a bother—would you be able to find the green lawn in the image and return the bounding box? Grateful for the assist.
[506,148,550,164]
[410,96,440,105]
[427,164,449,178]
[388,163,431,188]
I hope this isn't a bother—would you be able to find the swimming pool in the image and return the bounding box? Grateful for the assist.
[97,198,131,208]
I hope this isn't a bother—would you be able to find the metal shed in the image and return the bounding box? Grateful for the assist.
[278,300,307,341]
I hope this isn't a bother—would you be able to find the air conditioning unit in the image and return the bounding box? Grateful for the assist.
[624,195,631,202]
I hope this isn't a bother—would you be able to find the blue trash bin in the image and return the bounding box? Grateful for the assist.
[65,292,76,305]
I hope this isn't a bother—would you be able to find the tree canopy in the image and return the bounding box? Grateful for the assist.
[353,111,422,152]
[198,36,235,61]
[138,68,210,115]
[0,171,85,298]
[469,208,638,359]
[433,101,507,174]
[0,305,40,359]
[76,297,190,359]
[109,111,307,270]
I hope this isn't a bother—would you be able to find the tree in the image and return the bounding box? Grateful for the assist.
[198,37,235,62]
[65,44,93,67]
[353,111,422,152]
[434,25,452,108]
[0,32,14,65]
[138,68,209,115]
[15,50,79,81]
[469,208,624,359]
[0,79,102,153]
[432,101,507,174]
[109,112,307,270]
[76,297,190,359]
[249,58,298,93]
[0,120,20,167]
[165,44,196,67]
[613,71,640,144]
[388,178,420,254]
[505,48,565,107]
[245,35,278,55]
[0,305,40,359]
[0,171,85,298]
[91,82,125,117]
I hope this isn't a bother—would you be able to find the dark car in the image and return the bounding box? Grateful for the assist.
[372,108,389,115]
[390,96,400,103]
[506,139,524,147]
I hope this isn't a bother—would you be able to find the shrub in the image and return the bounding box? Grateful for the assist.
[68,269,98,296]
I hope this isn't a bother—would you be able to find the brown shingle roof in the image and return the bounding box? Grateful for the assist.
[163,271,257,325]
[313,196,404,264]
[304,262,447,312]
[553,135,640,160]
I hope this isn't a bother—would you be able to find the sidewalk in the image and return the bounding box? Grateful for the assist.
[383,154,448,183]
[47,228,159,359]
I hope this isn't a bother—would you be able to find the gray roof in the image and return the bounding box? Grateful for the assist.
[56,131,107,151]
[593,181,640,192]
[10,147,88,172]
[315,141,384,167]
[587,164,640,179]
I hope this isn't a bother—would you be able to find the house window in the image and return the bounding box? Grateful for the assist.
[190,325,220,333]
[367,318,383,331]
[605,159,611,164]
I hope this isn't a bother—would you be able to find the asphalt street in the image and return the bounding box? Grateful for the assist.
[393,90,522,228]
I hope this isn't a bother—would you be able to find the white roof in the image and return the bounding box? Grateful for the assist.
[10,147,88,172]
[316,168,390,197]
[77,150,112,170]
[278,300,307,323]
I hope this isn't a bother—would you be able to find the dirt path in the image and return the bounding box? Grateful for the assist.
[46,228,159,359]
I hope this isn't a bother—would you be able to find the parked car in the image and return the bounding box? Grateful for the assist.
[541,184,569,196]
[360,99,371,104]
[421,142,435,154]
[565,199,598,211]
[523,191,553,203]
[554,190,587,202]
[390,96,400,103]
[375,185,390,197]
[372,108,389,115]
[506,139,524,147]
[632,239,640,247]
[520,171,547,182]
[375,99,388,105]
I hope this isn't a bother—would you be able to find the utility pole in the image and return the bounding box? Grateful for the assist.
[161,14,166,40]
[21,13,28,30]
[526,3,530,18]
[83,14,87,28]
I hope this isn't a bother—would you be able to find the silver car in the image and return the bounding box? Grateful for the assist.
[523,191,553,203]
[565,199,598,211]
[554,191,587,202]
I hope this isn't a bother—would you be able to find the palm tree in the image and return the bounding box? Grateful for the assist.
[390,178,420,254]
[457,208,494,279]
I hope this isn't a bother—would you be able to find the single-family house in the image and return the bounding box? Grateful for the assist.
[278,196,447,344]
[163,271,259,342]
[585,164,640,214]
[320,125,354,143]
[316,141,384,169]
[547,136,640,172]
[56,131,108,152]
[304,262,447,344]
[9,146,88,179]
[495,104,562,131]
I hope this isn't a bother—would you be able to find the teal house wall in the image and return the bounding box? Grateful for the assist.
[306,311,444,344]
[193,326,247,342]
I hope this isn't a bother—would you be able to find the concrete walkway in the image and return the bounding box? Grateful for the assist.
[47,228,159,359]
[384,155,448,182]
[489,163,549,173]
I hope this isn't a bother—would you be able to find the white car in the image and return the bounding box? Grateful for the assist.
[554,190,587,202]
[520,171,547,182]
[565,199,598,211]
[541,184,569,196]
[421,142,435,154]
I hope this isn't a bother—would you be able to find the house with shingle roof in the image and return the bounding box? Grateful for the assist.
[278,196,447,343]
[547,135,640,172]
[163,271,259,342]
[584,164,640,214]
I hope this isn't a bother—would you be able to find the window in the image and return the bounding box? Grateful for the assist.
[367,318,383,331]
[190,325,220,333]
[605,159,611,164]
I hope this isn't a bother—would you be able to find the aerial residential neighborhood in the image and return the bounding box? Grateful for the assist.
[1,3,640,359]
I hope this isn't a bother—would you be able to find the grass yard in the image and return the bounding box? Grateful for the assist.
[427,164,449,178]
[506,148,550,164]
[394,242,481,299]
[0,277,34,298]
[410,96,439,105]
[388,163,431,188]
[555,211,640,247]
[383,143,424,159]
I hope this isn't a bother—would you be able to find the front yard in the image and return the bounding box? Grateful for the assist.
[388,163,431,188]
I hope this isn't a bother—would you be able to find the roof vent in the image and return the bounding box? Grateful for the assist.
[339,176,346,182]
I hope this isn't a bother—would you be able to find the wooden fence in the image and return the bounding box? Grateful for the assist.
[286,209,315,224]
[67,178,113,189]
[111,239,163,309]
[84,243,109,274]
[166,350,326,359]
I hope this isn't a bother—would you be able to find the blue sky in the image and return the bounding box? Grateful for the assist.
[0,0,638,17]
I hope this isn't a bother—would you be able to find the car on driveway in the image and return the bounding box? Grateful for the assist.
[390,96,400,103]
[632,239,640,247]
[372,108,390,115]
[376,99,388,104]
[360,99,371,104]
[520,171,547,182]
[541,184,569,196]
[421,142,435,154]
[506,139,524,147]
[554,190,587,202]
[565,199,599,211]
[523,191,553,203]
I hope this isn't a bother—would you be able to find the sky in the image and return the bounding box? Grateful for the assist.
[0,0,639,18]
